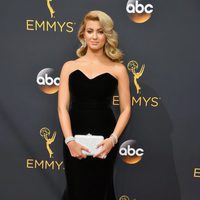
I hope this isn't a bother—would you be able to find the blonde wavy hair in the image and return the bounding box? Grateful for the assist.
[76,10,124,63]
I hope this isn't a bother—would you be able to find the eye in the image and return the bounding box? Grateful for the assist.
[98,31,104,34]
[87,30,92,33]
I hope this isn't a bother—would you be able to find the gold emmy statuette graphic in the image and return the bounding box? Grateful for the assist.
[119,195,130,200]
[40,127,56,158]
[46,0,55,18]
[127,60,145,94]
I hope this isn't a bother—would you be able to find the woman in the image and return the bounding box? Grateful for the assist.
[58,10,131,200]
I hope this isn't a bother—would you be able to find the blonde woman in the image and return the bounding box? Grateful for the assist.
[58,10,131,200]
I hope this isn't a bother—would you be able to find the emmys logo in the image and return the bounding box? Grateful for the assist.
[26,127,64,170]
[26,1,76,32]
[36,68,60,94]
[40,127,56,158]
[127,59,161,107]
[126,0,153,23]
[119,140,144,164]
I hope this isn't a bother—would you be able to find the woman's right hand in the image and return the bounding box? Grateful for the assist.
[67,141,91,160]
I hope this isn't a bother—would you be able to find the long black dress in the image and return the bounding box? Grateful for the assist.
[62,69,119,200]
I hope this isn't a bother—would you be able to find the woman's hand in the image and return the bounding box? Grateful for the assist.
[93,138,113,159]
[67,141,91,160]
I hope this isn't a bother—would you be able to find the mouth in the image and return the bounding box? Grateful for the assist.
[91,42,99,45]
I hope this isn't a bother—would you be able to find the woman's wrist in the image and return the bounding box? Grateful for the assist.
[65,136,75,146]
[110,133,118,144]
[108,137,115,147]
[109,132,118,147]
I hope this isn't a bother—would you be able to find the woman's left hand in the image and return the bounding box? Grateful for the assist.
[93,137,113,159]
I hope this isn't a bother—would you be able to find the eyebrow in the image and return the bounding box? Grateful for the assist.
[86,28,103,30]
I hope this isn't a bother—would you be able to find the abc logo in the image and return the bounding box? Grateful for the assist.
[126,0,153,23]
[37,73,60,86]
[120,145,144,156]
[36,68,60,94]
[119,140,144,164]
[126,0,153,14]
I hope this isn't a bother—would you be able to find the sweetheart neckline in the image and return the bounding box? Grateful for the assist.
[69,69,118,81]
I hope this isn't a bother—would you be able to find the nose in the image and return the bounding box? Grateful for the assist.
[92,32,97,39]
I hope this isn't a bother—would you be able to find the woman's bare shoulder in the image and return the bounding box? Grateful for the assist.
[62,59,76,68]
[113,62,127,72]
[61,58,80,72]
[112,62,127,79]
[60,58,87,77]
[63,57,85,67]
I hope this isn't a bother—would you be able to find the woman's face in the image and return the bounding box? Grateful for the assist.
[83,20,106,50]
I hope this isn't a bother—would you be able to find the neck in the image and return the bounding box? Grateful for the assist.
[84,47,107,62]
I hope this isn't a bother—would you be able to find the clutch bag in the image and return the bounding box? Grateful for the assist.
[74,133,104,156]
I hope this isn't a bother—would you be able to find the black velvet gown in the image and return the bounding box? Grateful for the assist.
[62,69,119,200]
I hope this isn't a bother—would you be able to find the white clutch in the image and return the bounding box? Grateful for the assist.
[74,133,104,156]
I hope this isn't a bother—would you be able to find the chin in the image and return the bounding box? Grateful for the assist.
[89,45,103,51]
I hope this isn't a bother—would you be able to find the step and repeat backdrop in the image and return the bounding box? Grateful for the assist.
[1,0,200,199]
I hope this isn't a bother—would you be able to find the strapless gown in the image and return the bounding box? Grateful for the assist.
[62,69,119,200]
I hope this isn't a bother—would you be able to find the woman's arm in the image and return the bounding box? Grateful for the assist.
[112,63,132,139]
[58,61,90,160]
[57,61,74,138]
